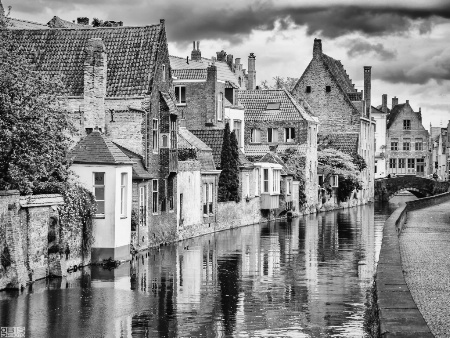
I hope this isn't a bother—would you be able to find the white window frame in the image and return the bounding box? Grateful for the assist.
[331,174,339,188]
[233,120,242,147]
[93,172,105,216]
[208,183,214,214]
[285,127,295,143]
[203,183,208,216]
[263,168,269,193]
[251,128,261,143]
[174,86,186,105]
[152,119,159,153]
[120,173,127,217]
[245,173,250,197]
[217,92,223,121]
[139,186,146,226]
[254,168,260,196]
[152,179,158,215]
[162,64,166,82]
[268,128,278,143]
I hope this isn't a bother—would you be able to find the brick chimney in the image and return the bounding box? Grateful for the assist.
[226,54,234,70]
[248,53,256,90]
[191,41,201,61]
[235,58,241,71]
[392,96,398,108]
[205,64,217,125]
[216,50,227,62]
[363,66,372,118]
[382,94,388,113]
[83,38,107,133]
[313,38,322,58]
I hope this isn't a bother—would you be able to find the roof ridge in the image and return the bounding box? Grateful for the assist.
[7,17,47,27]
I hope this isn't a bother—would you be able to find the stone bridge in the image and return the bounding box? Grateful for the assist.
[375,176,450,201]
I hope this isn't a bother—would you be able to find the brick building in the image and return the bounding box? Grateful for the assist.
[237,89,319,210]
[7,18,180,248]
[385,99,429,176]
[291,39,375,203]
[429,125,447,179]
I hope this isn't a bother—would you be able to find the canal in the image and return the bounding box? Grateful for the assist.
[0,196,416,337]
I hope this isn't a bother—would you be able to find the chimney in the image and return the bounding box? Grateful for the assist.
[191,40,201,61]
[206,65,217,125]
[392,96,398,108]
[77,17,89,25]
[216,50,227,62]
[364,66,372,118]
[83,38,107,133]
[382,94,388,113]
[248,53,256,90]
[406,99,409,105]
[235,58,241,71]
[226,54,234,70]
[313,38,322,58]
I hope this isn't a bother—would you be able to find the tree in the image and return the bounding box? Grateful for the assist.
[218,123,240,202]
[0,25,74,195]
[260,76,298,91]
[281,148,307,206]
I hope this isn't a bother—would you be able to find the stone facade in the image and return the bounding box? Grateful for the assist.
[386,100,430,177]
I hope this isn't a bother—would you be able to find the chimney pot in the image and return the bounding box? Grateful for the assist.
[196,41,200,50]
[406,99,409,104]
[191,40,202,61]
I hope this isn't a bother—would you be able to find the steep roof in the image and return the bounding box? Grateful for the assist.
[190,129,224,167]
[170,55,241,88]
[237,89,318,122]
[178,128,212,151]
[321,54,355,94]
[318,133,359,154]
[47,16,92,29]
[5,17,49,29]
[371,105,386,115]
[257,152,292,175]
[70,131,134,164]
[114,143,152,179]
[5,24,163,97]
[386,103,406,129]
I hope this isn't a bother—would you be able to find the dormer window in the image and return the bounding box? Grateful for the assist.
[326,85,331,92]
[306,86,311,93]
[266,102,280,110]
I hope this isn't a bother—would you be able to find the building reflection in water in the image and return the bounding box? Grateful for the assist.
[0,203,393,338]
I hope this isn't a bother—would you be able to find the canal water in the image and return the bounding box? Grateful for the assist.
[0,196,416,338]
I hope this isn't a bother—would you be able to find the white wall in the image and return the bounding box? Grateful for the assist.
[373,111,387,178]
[177,167,202,228]
[71,163,132,249]
[225,107,245,152]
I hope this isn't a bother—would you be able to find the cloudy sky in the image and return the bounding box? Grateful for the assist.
[8,0,450,128]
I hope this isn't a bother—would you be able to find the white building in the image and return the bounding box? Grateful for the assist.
[373,95,389,178]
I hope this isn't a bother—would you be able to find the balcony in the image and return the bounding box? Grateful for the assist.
[261,194,280,209]
[169,149,178,173]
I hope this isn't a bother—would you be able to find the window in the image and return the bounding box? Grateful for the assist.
[415,139,423,151]
[318,175,324,186]
[306,86,311,93]
[326,85,331,92]
[120,173,127,217]
[407,158,415,169]
[287,180,291,195]
[203,184,208,215]
[285,128,295,142]
[417,159,424,173]
[403,120,411,130]
[375,161,378,173]
[162,64,166,82]
[391,140,398,151]
[268,128,278,143]
[152,119,159,153]
[175,86,186,105]
[162,135,168,148]
[234,120,242,147]
[208,183,214,214]
[263,169,269,193]
[266,102,281,110]
[251,128,261,143]
[225,88,234,105]
[93,172,105,215]
[403,139,410,151]
[170,117,177,149]
[389,158,396,168]
[331,175,338,188]
[398,158,405,169]
[161,180,167,212]
[254,168,260,196]
[217,92,223,121]
[273,170,280,193]
[139,186,146,226]
[168,176,174,211]
[152,179,158,214]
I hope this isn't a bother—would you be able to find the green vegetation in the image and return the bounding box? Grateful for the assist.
[260,76,298,91]
[218,123,240,202]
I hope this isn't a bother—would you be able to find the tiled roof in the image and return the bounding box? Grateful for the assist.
[172,69,207,80]
[161,92,179,116]
[371,105,386,115]
[6,24,162,97]
[114,143,152,179]
[257,152,292,175]
[387,104,406,129]
[190,129,224,168]
[170,55,241,88]
[239,150,253,168]
[47,16,92,29]
[245,144,307,157]
[322,54,354,94]
[5,17,49,29]
[178,128,212,151]
[318,133,359,154]
[70,131,134,164]
[237,89,317,122]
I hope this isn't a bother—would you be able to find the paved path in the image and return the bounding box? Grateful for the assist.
[399,201,450,338]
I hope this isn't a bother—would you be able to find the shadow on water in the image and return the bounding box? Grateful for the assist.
[0,198,416,337]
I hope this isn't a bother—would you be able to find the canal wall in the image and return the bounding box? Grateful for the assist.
[0,191,89,291]
[375,192,450,337]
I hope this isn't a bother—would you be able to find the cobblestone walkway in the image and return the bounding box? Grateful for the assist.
[399,202,450,338]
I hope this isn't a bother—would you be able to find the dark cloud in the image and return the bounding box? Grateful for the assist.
[8,1,450,43]
[345,39,397,60]
[376,47,450,84]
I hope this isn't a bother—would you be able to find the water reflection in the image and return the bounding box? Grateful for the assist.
[1,201,406,337]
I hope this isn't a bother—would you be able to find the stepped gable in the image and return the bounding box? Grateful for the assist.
[70,131,134,164]
[6,24,162,97]
[169,55,240,87]
[387,103,406,129]
[237,89,317,122]
[47,16,92,29]
[321,54,355,94]
[318,133,359,154]
[113,143,151,179]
